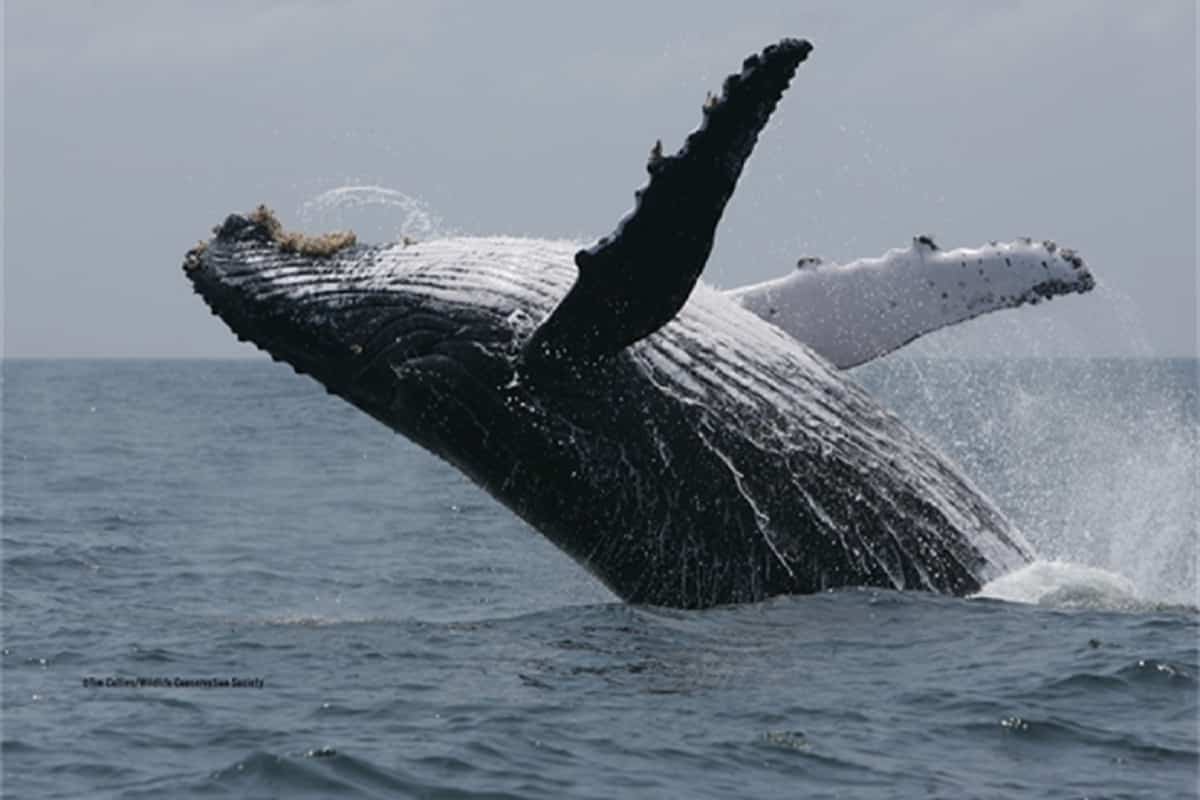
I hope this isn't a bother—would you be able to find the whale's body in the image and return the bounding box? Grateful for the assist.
[185,39,1092,608]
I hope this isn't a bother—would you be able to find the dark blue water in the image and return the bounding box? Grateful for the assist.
[3,359,1197,799]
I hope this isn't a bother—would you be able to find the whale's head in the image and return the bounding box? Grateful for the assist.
[184,208,562,479]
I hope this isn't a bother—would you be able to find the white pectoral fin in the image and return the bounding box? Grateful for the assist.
[727,237,1094,369]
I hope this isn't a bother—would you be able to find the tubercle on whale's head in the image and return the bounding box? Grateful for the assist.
[215,205,358,257]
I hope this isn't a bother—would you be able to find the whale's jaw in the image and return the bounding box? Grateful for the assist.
[184,210,363,387]
[185,210,450,441]
[184,213,540,485]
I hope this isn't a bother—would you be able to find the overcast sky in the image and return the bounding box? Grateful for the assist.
[4,1,1196,358]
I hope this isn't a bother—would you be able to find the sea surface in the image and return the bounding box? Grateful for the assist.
[3,358,1197,799]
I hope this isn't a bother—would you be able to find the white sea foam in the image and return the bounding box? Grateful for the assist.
[977,560,1144,610]
[862,356,1196,609]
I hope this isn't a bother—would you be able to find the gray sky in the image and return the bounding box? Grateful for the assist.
[4,1,1195,358]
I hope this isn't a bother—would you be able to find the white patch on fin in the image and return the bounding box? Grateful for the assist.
[727,238,1094,369]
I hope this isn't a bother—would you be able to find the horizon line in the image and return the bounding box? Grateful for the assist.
[2,354,1197,362]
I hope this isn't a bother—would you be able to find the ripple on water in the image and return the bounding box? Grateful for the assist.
[193,749,545,800]
[1117,657,1198,685]
[968,714,1196,761]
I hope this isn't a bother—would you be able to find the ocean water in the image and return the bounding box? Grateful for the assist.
[2,358,1196,799]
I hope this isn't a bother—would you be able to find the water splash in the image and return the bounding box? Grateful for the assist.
[297,185,447,242]
[859,355,1197,609]
[977,560,1143,610]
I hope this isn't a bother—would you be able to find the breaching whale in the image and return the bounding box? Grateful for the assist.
[184,39,1093,608]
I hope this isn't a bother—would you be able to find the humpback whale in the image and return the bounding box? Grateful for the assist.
[184,39,1093,608]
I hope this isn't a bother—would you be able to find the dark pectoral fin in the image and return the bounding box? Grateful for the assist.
[525,38,813,368]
